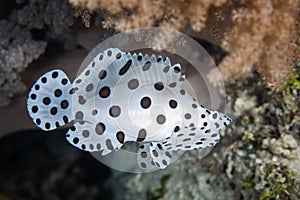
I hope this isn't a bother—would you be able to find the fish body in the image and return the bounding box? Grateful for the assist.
[27,48,231,169]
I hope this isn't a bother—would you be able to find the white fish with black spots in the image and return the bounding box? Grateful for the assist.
[27,48,231,170]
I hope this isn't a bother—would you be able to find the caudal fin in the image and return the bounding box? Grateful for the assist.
[27,69,73,131]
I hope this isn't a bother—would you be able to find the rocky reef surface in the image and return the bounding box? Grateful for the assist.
[108,67,300,200]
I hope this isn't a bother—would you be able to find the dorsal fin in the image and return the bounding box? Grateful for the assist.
[116,52,184,89]
[72,48,184,93]
[27,69,73,131]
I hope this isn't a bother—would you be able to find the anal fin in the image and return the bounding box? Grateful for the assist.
[162,125,221,151]
[137,142,173,169]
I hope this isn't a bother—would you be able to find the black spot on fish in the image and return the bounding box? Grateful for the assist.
[119,60,132,75]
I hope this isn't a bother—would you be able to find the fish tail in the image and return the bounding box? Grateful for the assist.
[27,69,73,131]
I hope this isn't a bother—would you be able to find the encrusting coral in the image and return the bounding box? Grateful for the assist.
[69,0,300,91]
[0,20,46,107]
[0,0,77,107]
[16,0,76,49]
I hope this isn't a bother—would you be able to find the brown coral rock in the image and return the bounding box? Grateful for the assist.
[70,0,300,90]
[209,0,300,90]
[69,0,227,31]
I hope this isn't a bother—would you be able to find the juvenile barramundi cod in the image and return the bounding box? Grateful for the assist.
[27,48,231,170]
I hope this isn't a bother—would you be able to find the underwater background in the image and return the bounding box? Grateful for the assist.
[0,0,299,199]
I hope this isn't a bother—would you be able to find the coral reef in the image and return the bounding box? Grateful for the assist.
[0,0,78,107]
[109,67,300,200]
[210,0,300,91]
[69,0,227,31]
[69,0,300,91]
[15,0,76,49]
[0,20,46,107]
[2,0,297,105]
